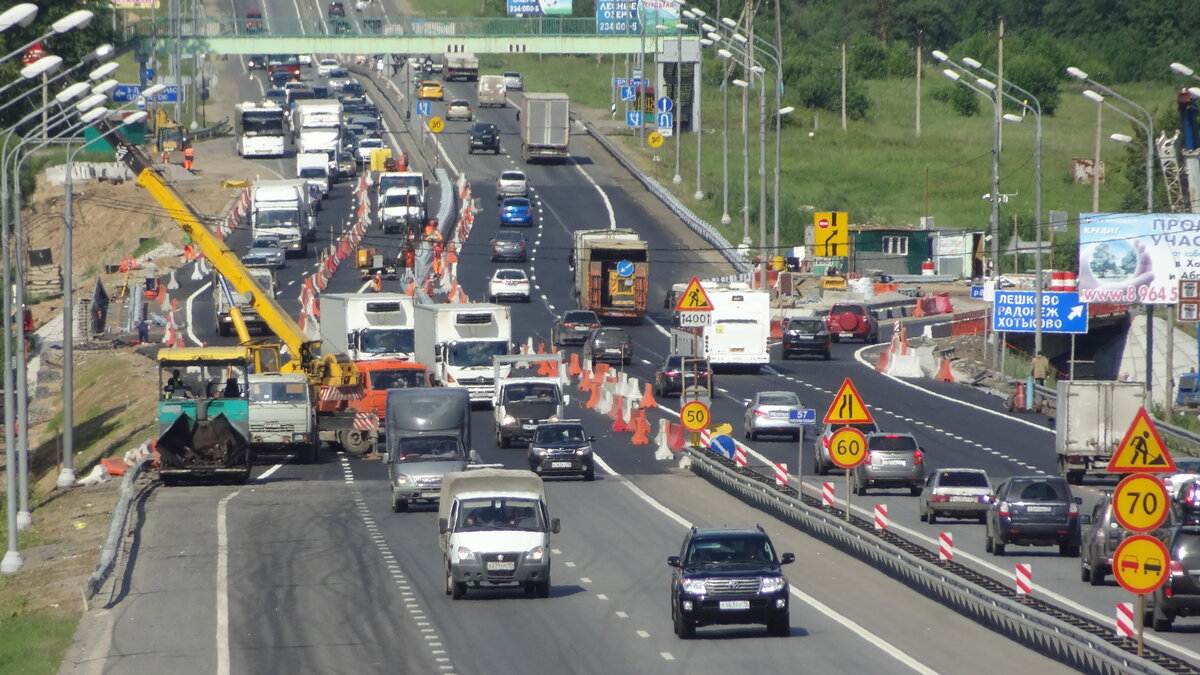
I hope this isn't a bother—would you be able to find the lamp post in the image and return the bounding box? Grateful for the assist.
[709,30,731,226]
[1081,89,1153,213]
[0,4,39,36]
[695,36,710,201]
[945,68,1003,367]
[0,43,116,118]
[672,20,686,186]
[0,8,93,65]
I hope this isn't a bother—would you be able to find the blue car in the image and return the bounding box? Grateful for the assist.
[500,197,533,226]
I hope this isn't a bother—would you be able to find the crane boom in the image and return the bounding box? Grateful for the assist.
[98,118,324,374]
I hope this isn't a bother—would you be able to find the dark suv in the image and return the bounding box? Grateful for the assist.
[528,420,595,481]
[782,317,831,360]
[825,303,879,343]
[584,327,632,364]
[468,122,501,154]
[667,526,794,638]
[654,354,713,397]
[1146,525,1200,631]
[985,476,1081,557]
[1081,492,1176,585]
[551,310,601,347]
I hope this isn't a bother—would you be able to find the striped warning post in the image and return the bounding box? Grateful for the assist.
[1115,602,1134,638]
[1015,563,1032,596]
[733,446,747,467]
[938,532,953,561]
[821,482,835,507]
[774,463,788,486]
[873,504,888,530]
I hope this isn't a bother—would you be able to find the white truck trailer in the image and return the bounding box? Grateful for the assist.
[1054,381,1146,483]
[415,303,512,403]
[250,179,311,257]
[318,293,417,362]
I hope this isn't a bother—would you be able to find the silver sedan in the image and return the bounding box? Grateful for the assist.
[918,468,994,524]
[743,391,804,441]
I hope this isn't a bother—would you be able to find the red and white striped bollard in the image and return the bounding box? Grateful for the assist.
[1015,563,1032,596]
[938,532,953,561]
[873,504,888,530]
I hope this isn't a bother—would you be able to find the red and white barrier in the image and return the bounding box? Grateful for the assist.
[938,532,954,561]
[1115,602,1135,638]
[821,482,835,507]
[774,462,788,486]
[1015,563,1032,596]
[733,446,746,467]
[873,504,888,530]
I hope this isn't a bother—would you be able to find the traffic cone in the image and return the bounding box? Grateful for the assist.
[875,349,890,373]
[569,353,582,379]
[586,380,601,409]
[935,358,955,383]
[578,366,594,392]
[641,382,658,409]
[631,409,651,445]
[611,405,627,432]
[538,359,552,377]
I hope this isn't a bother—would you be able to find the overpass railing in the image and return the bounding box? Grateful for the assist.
[128,17,673,39]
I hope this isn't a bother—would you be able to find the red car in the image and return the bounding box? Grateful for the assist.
[825,302,879,343]
[244,10,263,33]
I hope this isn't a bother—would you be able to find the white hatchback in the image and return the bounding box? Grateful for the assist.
[496,169,529,199]
[488,268,531,303]
[317,58,340,77]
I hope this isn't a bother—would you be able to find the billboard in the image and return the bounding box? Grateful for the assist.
[1077,212,1194,305]
[596,0,638,33]
[507,0,572,16]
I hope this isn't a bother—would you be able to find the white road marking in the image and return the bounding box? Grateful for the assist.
[185,277,211,347]
[660,652,676,661]
[215,492,240,675]
[636,630,650,638]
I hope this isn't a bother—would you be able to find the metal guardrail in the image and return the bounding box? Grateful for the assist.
[581,121,752,276]
[83,454,154,602]
[683,446,1186,675]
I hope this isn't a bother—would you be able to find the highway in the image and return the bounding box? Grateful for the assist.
[60,0,1200,672]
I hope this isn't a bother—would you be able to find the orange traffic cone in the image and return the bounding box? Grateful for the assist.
[578,366,593,392]
[537,342,545,354]
[935,358,955,383]
[586,381,601,409]
[611,405,627,432]
[875,350,890,373]
[640,382,658,409]
[631,409,651,445]
[538,359,552,377]
[569,353,582,379]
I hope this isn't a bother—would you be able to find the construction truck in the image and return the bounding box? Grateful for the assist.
[355,247,400,280]
[444,52,479,81]
[317,358,429,455]
[153,108,185,154]
[95,117,366,468]
[1054,381,1145,483]
[573,228,649,322]
[491,353,569,448]
[319,293,416,362]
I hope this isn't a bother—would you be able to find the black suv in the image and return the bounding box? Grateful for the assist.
[528,420,595,481]
[986,476,1081,557]
[469,122,501,154]
[584,327,632,364]
[782,317,831,360]
[551,310,601,346]
[668,526,794,638]
[1146,525,1200,631]
[654,354,713,397]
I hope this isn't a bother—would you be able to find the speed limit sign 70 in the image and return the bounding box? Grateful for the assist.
[829,427,868,469]
[1112,473,1171,533]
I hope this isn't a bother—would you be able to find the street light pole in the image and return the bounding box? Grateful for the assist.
[672,20,684,185]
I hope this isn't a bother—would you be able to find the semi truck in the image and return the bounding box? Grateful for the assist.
[1054,380,1146,483]
[519,93,570,163]
[292,99,343,156]
[573,228,649,322]
[414,303,512,403]
[250,179,311,257]
[477,74,507,107]
[319,293,416,362]
[444,52,479,81]
[386,388,478,512]
[491,354,569,448]
[214,268,277,337]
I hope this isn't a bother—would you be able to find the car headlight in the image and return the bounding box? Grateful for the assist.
[525,546,545,561]
[501,414,516,426]
[680,578,707,595]
[760,577,787,594]
[532,447,548,457]
[548,415,559,422]
[455,546,475,562]
[575,447,591,456]
[392,474,410,486]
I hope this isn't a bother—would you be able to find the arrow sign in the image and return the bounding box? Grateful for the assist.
[626,110,641,127]
[708,434,736,460]
[656,96,673,113]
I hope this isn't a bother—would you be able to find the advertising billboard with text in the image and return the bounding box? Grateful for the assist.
[1077,212,1199,305]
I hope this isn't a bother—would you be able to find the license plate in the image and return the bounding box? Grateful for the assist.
[841,332,853,337]
[769,411,788,418]
[1026,505,1052,513]
[486,561,516,571]
[884,459,906,466]
[950,496,977,502]
[731,347,744,353]
[522,424,537,430]
[551,461,572,468]
[575,325,589,331]
[606,348,620,353]
[420,490,439,498]
[719,600,750,610]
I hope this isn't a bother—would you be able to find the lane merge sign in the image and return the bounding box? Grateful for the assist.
[823,377,874,425]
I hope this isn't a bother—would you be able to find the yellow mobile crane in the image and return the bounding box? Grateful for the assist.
[96,118,367,460]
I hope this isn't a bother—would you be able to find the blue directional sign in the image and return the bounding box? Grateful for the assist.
[620,85,636,102]
[630,77,644,87]
[656,112,673,129]
[993,291,1088,334]
[789,408,817,425]
[970,285,984,299]
[656,96,673,113]
[415,100,431,116]
[616,260,634,278]
[113,84,181,103]
[614,78,627,87]
[708,434,736,460]
[626,110,642,127]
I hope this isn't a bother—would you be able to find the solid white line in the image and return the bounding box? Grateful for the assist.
[593,454,936,673]
[216,491,239,675]
[185,278,212,347]
[570,157,616,229]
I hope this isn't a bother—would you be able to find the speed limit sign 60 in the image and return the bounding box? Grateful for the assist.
[828,427,868,469]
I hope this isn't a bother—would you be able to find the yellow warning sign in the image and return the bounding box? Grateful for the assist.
[648,132,664,148]
[823,377,874,425]
[1107,408,1177,473]
[813,211,849,258]
[428,116,444,133]
[1112,473,1172,533]
[674,276,715,312]
[681,401,710,431]
[1112,534,1171,595]
[829,427,868,470]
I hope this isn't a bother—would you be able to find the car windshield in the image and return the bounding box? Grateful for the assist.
[299,167,326,179]
[1010,479,1069,502]
[359,328,414,354]
[563,312,595,323]
[535,425,585,443]
[504,199,530,209]
[830,422,878,435]
[359,139,382,148]
[496,270,526,281]
[504,383,559,404]
[252,238,280,249]
[450,100,468,107]
[687,537,775,566]
[258,209,297,227]
[1175,458,1200,473]
[248,381,308,403]
[446,340,509,367]
[384,192,418,207]
[455,498,544,532]
[394,435,460,461]
[500,172,525,181]
[758,392,799,406]
[789,319,824,332]
[869,435,918,452]
[936,471,990,488]
[367,368,424,390]
[597,329,627,342]
[504,72,520,78]
[1174,531,1200,562]
[329,69,348,78]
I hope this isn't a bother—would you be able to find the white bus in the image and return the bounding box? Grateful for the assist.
[670,283,771,370]
[234,102,287,158]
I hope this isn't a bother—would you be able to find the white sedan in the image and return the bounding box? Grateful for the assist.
[317,58,340,77]
[488,268,531,303]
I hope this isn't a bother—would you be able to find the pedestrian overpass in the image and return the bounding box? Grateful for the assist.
[132,17,694,56]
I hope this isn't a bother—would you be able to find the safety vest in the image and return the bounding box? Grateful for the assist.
[183,146,195,158]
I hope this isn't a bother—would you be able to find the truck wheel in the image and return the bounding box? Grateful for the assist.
[339,429,372,456]
[536,577,550,598]
[297,437,319,464]
[392,499,408,512]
